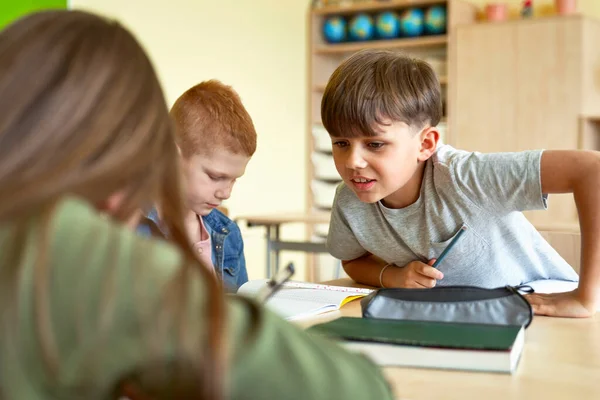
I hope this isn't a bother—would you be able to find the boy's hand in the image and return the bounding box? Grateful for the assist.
[525,290,596,318]
[388,259,444,288]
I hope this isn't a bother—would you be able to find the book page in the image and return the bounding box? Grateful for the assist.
[524,279,578,294]
[264,298,338,321]
[237,279,369,320]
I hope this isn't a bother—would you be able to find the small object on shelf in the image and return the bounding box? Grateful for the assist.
[555,0,577,15]
[311,0,324,8]
[348,13,375,41]
[313,0,351,7]
[485,3,508,22]
[424,5,447,35]
[375,11,400,39]
[521,0,533,18]
[399,8,425,37]
[323,15,347,43]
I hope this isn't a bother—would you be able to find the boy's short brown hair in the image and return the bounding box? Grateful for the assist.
[170,80,257,158]
[321,49,442,137]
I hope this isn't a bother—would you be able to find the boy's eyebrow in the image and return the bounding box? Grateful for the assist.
[329,134,387,140]
[205,167,236,179]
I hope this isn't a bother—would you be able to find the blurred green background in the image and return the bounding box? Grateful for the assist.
[0,0,67,29]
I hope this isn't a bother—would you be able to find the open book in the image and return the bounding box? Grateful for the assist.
[237,279,373,320]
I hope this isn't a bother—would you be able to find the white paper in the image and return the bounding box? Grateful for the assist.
[524,279,600,311]
[237,279,368,320]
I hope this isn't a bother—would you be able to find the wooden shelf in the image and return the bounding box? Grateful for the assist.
[315,35,447,54]
[312,0,446,16]
[580,114,600,122]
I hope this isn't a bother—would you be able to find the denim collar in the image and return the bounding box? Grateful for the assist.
[203,208,235,232]
[146,208,234,235]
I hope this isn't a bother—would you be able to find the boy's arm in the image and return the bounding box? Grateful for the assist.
[328,184,442,288]
[526,150,600,317]
[342,254,442,288]
[342,253,387,287]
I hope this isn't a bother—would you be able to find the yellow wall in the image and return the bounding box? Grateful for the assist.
[67,0,600,281]
[71,0,311,280]
[466,0,600,19]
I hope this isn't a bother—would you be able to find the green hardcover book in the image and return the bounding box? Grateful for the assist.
[308,317,525,373]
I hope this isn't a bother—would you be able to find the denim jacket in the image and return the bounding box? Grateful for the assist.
[137,208,248,293]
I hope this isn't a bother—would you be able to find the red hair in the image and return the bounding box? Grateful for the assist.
[170,80,257,158]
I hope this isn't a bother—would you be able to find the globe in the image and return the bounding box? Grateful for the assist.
[399,8,424,37]
[348,13,374,41]
[375,11,400,39]
[323,16,347,43]
[424,5,447,35]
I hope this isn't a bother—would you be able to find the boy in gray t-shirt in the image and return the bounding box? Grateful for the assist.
[322,50,599,318]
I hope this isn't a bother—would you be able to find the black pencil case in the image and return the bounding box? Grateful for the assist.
[361,285,533,328]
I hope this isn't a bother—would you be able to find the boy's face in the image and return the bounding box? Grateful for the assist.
[182,149,250,216]
[330,121,437,208]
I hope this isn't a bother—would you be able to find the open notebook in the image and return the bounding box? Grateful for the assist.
[237,279,373,320]
[525,279,578,293]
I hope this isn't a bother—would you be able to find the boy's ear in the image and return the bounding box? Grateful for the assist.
[417,126,439,162]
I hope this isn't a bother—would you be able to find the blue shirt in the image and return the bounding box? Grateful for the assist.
[137,208,248,292]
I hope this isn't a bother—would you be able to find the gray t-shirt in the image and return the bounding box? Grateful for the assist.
[327,145,579,288]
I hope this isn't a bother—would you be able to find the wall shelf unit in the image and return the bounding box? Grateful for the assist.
[312,0,448,16]
[314,34,448,53]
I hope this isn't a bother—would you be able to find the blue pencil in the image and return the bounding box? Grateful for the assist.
[432,225,467,268]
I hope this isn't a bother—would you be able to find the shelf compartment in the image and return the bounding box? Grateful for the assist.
[315,35,447,54]
[312,0,447,16]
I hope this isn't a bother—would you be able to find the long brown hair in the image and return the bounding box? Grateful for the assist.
[0,10,223,399]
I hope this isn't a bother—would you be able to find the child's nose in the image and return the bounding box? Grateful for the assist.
[216,183,233,200]
[345,148,367,170]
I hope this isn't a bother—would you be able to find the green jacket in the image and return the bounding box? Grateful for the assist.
[0,198,392,400]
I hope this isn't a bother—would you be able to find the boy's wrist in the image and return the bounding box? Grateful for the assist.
[379,263,396,288]
[574,286,599,311]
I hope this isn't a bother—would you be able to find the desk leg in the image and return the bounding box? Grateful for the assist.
[265,225,272,278]
[274,225,280,273]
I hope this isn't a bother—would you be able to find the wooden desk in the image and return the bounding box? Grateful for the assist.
[300,279,600,400]
[236,212,330,279]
